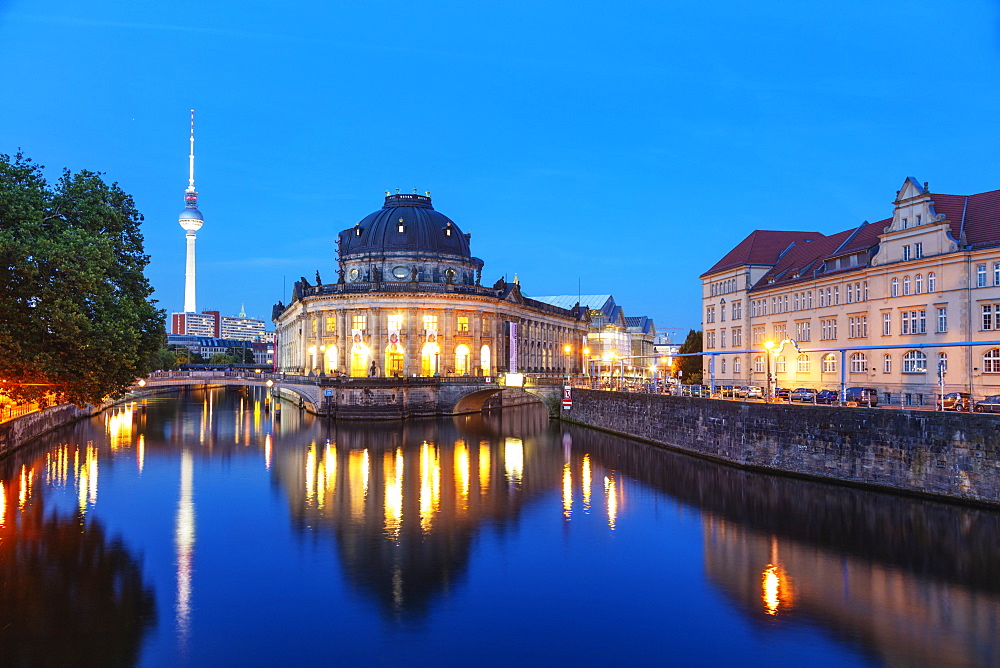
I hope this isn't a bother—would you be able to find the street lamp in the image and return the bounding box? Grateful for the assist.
[583,347,591,379]
[563,344,573,378]
[763,340,775,403]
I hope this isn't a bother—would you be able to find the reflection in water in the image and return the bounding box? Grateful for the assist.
[0,440,156,664]
[175,449,195,651]
[1,386,998,664]
[572,425,1000,667]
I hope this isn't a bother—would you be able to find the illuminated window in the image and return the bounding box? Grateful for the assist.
[325,315,336,333]
[388,314,403,331]
[796,354,810,373]
[423,314,438,331]
[352,314,367,332]
[311,319,317,335]
[822,354,837,373]
[457,316,469,332]
[902,350,927,373]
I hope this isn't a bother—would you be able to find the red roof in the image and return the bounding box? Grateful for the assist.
[701,230,822,277]
[706,185,1000,291]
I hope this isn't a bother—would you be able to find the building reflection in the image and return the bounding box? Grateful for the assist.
[0,438,156,664]
[567,424,1000,667]
[270,409,564,620]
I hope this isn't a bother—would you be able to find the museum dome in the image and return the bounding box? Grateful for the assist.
[338,193,473,258]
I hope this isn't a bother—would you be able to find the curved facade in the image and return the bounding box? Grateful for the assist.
[274,193,589,377]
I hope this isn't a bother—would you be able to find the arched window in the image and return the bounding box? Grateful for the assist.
[822,353,837,373]
[938,351,947,374]
[902,350,927,373]
[734,357,741,374]
[983,348,1000,373]
[481,345,491,376]
[796,354,810,373]
[903,276,911,296]
[721,357,727,374]
[883,353,892,374]
[915,274,923,294]
[928,272,937,292]
[384,342,404,376]
[850,352,867,373]
[455,344,471,375]
[891,278,899,297]
[776,355,786,373]
[754,355,764,373]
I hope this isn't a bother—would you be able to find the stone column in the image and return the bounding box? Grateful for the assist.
[370,306,381,375]
[442,307,454,375]
[407,306,420,376]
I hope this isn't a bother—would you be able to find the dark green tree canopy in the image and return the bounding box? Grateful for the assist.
[676,329,703,384]
[0,153,164,405]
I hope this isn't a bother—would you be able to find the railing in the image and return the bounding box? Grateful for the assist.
[0,397,55,424]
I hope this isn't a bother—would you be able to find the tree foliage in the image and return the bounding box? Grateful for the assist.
[0,153,164,405]
[675,329,703,384]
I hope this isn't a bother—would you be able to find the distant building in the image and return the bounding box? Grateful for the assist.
[533,295,657,379]
[701,177,1000,403]
[171,308,268,342]
[167,334,273,366]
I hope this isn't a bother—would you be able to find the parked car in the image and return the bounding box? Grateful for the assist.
[732,386,750,398]
[719,385,735,397]
[974,395,1000,413]
[745,386,763,399]
[939,392,971,411]
[816,389,839,404]
[790,387,816,402]
[775,387,791,401]
[845,387,879,406]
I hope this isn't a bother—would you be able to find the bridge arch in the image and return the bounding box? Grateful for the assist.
[451,387,556,416]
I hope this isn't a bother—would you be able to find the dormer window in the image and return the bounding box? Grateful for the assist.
[397,218,405,233]
[354,225,363,236]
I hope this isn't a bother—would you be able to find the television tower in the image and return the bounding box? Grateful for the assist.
[178,109,204,313]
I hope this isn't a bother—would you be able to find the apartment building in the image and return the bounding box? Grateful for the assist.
[701,177,1000,404]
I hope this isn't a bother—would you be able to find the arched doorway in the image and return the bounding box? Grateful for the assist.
[455,344,471,376]
[323,344,339,374]
[480,344,491,376]
[421,342,440,376]
[384,343,405,377]
[350,342,370,377]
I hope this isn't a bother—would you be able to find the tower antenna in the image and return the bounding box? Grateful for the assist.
[179,109,204,313]
[187,109,196,193]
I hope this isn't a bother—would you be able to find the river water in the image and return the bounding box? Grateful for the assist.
[0,387,998,666]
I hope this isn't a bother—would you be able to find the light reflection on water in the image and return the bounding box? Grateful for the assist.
[0,386,997,666]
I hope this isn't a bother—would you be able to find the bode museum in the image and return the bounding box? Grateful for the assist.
[272,192,589,377]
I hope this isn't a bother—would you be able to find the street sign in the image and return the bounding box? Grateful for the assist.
[324,388,333,396]
[562,385,572,410]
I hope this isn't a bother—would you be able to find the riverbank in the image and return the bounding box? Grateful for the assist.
[0,385,194,456]
[561,389,1000,507]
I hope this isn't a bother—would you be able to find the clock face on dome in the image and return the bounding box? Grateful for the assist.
[349,268,359,281]
[392,266,408,279]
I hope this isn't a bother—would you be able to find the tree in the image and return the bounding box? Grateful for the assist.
[0,153,164,405]
[675,329,703,385]
[209,353,237,364]
[225,346,254,364]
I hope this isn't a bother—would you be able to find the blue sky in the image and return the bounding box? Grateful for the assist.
[2,1,999,338]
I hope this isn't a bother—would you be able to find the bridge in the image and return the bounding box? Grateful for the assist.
[137,371,565,419]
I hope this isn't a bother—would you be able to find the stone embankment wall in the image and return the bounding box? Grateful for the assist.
[0,404,99,456]
[563,390,1000,506]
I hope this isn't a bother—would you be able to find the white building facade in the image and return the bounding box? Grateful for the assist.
[701,178,1000,405]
